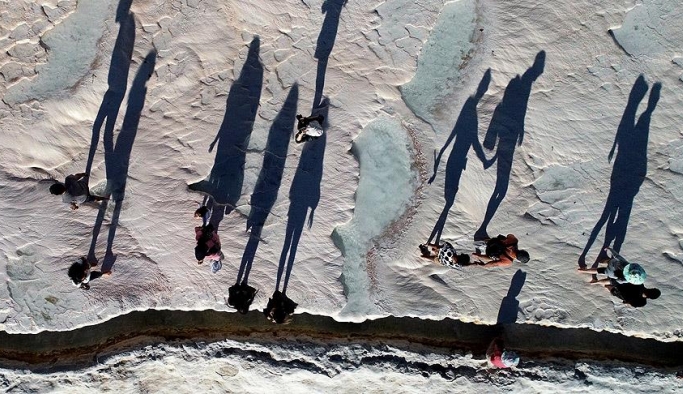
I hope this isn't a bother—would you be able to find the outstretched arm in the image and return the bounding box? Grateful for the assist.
[429,133,456,184]
[209,134,220,152]
[472,253,493,265]
[481,260,512,268]
[608,134,619,163]
[307,208,315,229]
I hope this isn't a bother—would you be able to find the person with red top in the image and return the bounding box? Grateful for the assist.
[194,223,222,272]
[472,234,530,267]
[486,337,520,369]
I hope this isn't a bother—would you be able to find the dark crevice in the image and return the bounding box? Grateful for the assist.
[0,310,681,372]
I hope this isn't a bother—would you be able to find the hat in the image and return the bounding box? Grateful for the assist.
[623,263,646,285]
[501,350,520,367]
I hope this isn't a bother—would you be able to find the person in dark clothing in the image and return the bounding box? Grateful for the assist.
[263,290,298,324]
[605,280,660,307]
[194,223,222,270]
[228,282,258,314]
[68,257,110,290]
[295,114,325,143]
[50,173,108,210]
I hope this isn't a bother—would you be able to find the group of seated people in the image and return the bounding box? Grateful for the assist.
[420,235,660,308]
[579,247,660,307]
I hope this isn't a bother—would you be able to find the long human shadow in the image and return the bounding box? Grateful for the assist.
[89,51,157,272]
[496,269,526,325]
[578,76,661,268]
[313,0,347,107]
[427,69,492,245]
[85,0,135,176]
[275,101,329,294]
[189,37,264,229]
[235,84,299,286]
[474,51,546,240]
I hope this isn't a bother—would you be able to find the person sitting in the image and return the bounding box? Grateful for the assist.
[605,279,660,307]
[419,241,471,268]
[194,224,222,269]
[228,282,258,314]
[471,234,530,267]
[263,290,298,324]
[295,114,325,143]
[68,257,109,290]
[486,337,520,369]
[579,247,646,285]
[50,173,107,210]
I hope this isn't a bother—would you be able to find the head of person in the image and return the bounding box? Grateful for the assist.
[68,262,86,285]
[623,263,646,285]
[515,250,530,264]
[419,244,432,257]
[50,182,66,195]
[194,206,208,218]
[501,350,520,368]
[643,288,661,300]
[456,253,470,266]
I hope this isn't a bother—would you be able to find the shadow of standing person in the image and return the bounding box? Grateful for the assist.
[89,51,157,273]
[189,37,264,228]
[313,0,348,107]
[496,269,526,325]
[474,51,546,241]
[427,69,492,245]
[275,101,329,297]
[578,76,661,268]
[85,0,135,177]
[229,85,298,313]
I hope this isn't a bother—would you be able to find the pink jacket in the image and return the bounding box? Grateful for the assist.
[195,227,221,251]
